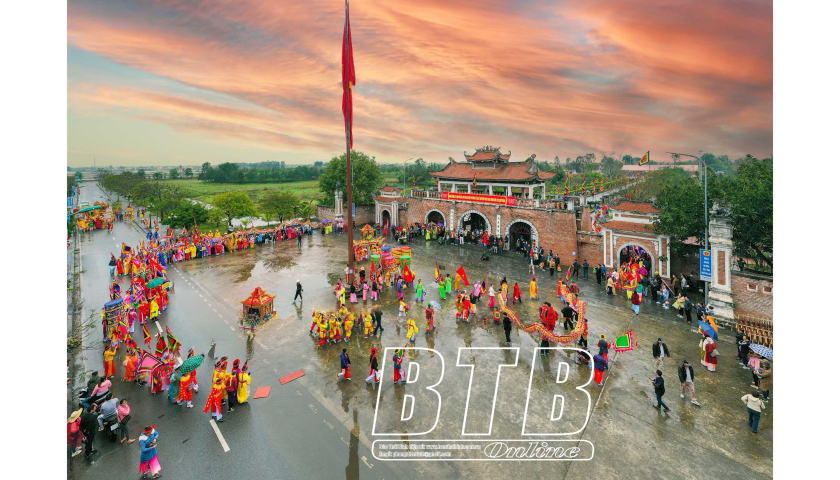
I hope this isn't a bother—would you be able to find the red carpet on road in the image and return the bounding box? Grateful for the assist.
[254,386,271,399]
[279,370,305,385]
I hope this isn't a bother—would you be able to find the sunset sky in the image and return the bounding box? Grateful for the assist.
[67,0,772,167]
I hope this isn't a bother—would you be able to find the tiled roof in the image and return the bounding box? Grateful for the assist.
[465,151,511,161]
[612,202,660,214]
[379,186,402,193]
[373,196,400,203]
[602,221,654,233]
[431,162,556,182]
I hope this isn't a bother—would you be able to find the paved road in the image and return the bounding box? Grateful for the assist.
[67,182,771,480]
[67,183,412,480]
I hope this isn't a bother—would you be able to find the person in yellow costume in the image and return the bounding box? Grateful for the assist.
[318,316,329,347]
[363,311,374,338]
[329,315,341,344]
[406,318,418,342]
[215,230,221,238]
[530,277,539,300]
[236,363,251,404]
[338,305,349,322]
[150,297,160,320]
[454,273,461,291]
[344,313,355,342]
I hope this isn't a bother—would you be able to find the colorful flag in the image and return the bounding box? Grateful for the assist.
[136,349,164,373]
[638,151,650,166]
[342,0,356,148]
[412,169,416,188]
[142,324,151,347]
[122,243,132,253]
[155,334,167,357]
[456,265,469,286]
[166,325,181,356]
[472,172,477,188]
[612,330,637,353]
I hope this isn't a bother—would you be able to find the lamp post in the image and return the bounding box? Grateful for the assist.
[402,158,414,193]
[666,151,709,307]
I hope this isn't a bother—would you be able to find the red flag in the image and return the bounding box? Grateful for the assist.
[456,266,469,286]
[342,0,356,148]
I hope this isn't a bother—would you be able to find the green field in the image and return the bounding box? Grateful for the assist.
[162,179,323,203]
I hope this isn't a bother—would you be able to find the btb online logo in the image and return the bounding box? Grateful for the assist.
[371,346,596,461]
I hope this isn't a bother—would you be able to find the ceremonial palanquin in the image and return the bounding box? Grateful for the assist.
[240,287,277,333]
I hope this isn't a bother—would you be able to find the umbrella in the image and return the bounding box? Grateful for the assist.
[698,321,719,340]
[291,222,301,226]
[321,219,331,224]
[335,218,345,222]
[178,353,205,376]
[749,343,773,359]
[438,223,444,226]
[146,277,167,288]
[76,205,102,213]
[429,300,442,311]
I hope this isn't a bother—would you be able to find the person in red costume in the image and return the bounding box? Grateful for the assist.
[203,377,225,422]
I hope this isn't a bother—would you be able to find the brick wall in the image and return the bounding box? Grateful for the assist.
[406,198,578,265]
[576,233,604,266]
[316,204,376,225]
[732,271,773,320]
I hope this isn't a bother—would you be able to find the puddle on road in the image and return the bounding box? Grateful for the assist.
[262,252,298,272]
[233,263,256,283]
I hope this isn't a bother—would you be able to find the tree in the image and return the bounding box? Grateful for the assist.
[318,150,383,205]
[600,155,624,177]
[280,161,286,169]
[164,201,209,229]
[169,168,179,179]
[137,169,146,180]
[625,167,690,202]
[153,172,163,180]
[207,207,227,228]
[260,191,299,222]
[211,191,256,226]
[622,154,634,165]
[199,162,212,181]
[185,167,193,178]
[728,157,772,267]
[297,199,315,220]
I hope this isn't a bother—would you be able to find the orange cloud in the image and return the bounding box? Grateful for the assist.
[67,0,772,165]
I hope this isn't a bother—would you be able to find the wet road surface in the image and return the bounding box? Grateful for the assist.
[68,183,771,479]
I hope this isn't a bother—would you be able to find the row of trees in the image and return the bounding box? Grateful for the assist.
[101,171,316,229]
[645,155,773,270]
[198,162,325,184]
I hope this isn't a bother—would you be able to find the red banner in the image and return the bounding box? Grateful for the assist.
[442,191,516,205]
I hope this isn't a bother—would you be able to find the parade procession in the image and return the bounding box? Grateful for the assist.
[21,0,805,478]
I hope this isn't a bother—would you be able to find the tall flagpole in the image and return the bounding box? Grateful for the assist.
[344,0,355,285]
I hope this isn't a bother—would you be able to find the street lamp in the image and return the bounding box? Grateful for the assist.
[666,151,709,307]
[402,158,414,193]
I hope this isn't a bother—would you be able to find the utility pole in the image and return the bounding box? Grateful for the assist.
[666,151,709,307]
[343,0,355,285]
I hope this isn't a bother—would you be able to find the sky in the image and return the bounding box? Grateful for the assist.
[67,0,772,167]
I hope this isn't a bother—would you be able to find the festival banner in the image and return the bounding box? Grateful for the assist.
[442,191,516,205]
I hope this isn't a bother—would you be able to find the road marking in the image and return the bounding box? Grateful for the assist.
[361,456,373,468]
[308,404,317,413]
[256,339,267,349]
[218,314,223,318]
[223,319,229,324]
[155,321,163,334]
[203,298,208,302]
[209,420,230,453]
[199,294,203,298]
[212,308,217,312]
[229,326,235,331]
[340,437,349,446]
[323,419,334,430]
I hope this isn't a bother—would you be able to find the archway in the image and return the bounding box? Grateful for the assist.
[381,209,392,230]
[508,220,535,247]
[617,243,653,274]
[459,210,489,232]
[425,209,445,228]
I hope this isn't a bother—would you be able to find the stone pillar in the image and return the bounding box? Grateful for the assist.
[334,180,343,220]
[708,209,736,327]
[451,183,456,193]
[506,185,512,196]
[467,183,472,194]
[541,183,546,200]
[528,186,534,199]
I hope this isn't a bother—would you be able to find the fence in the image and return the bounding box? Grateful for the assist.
[735,314,773,349]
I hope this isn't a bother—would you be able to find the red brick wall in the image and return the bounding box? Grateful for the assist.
[316,204,376,224]
[732,271,773,320]
[576,233,604,266]
[717,251,726,285]
[407,198,579,265]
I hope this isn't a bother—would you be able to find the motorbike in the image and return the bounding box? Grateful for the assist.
[102,414,120,442]
[77,388,113,409]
